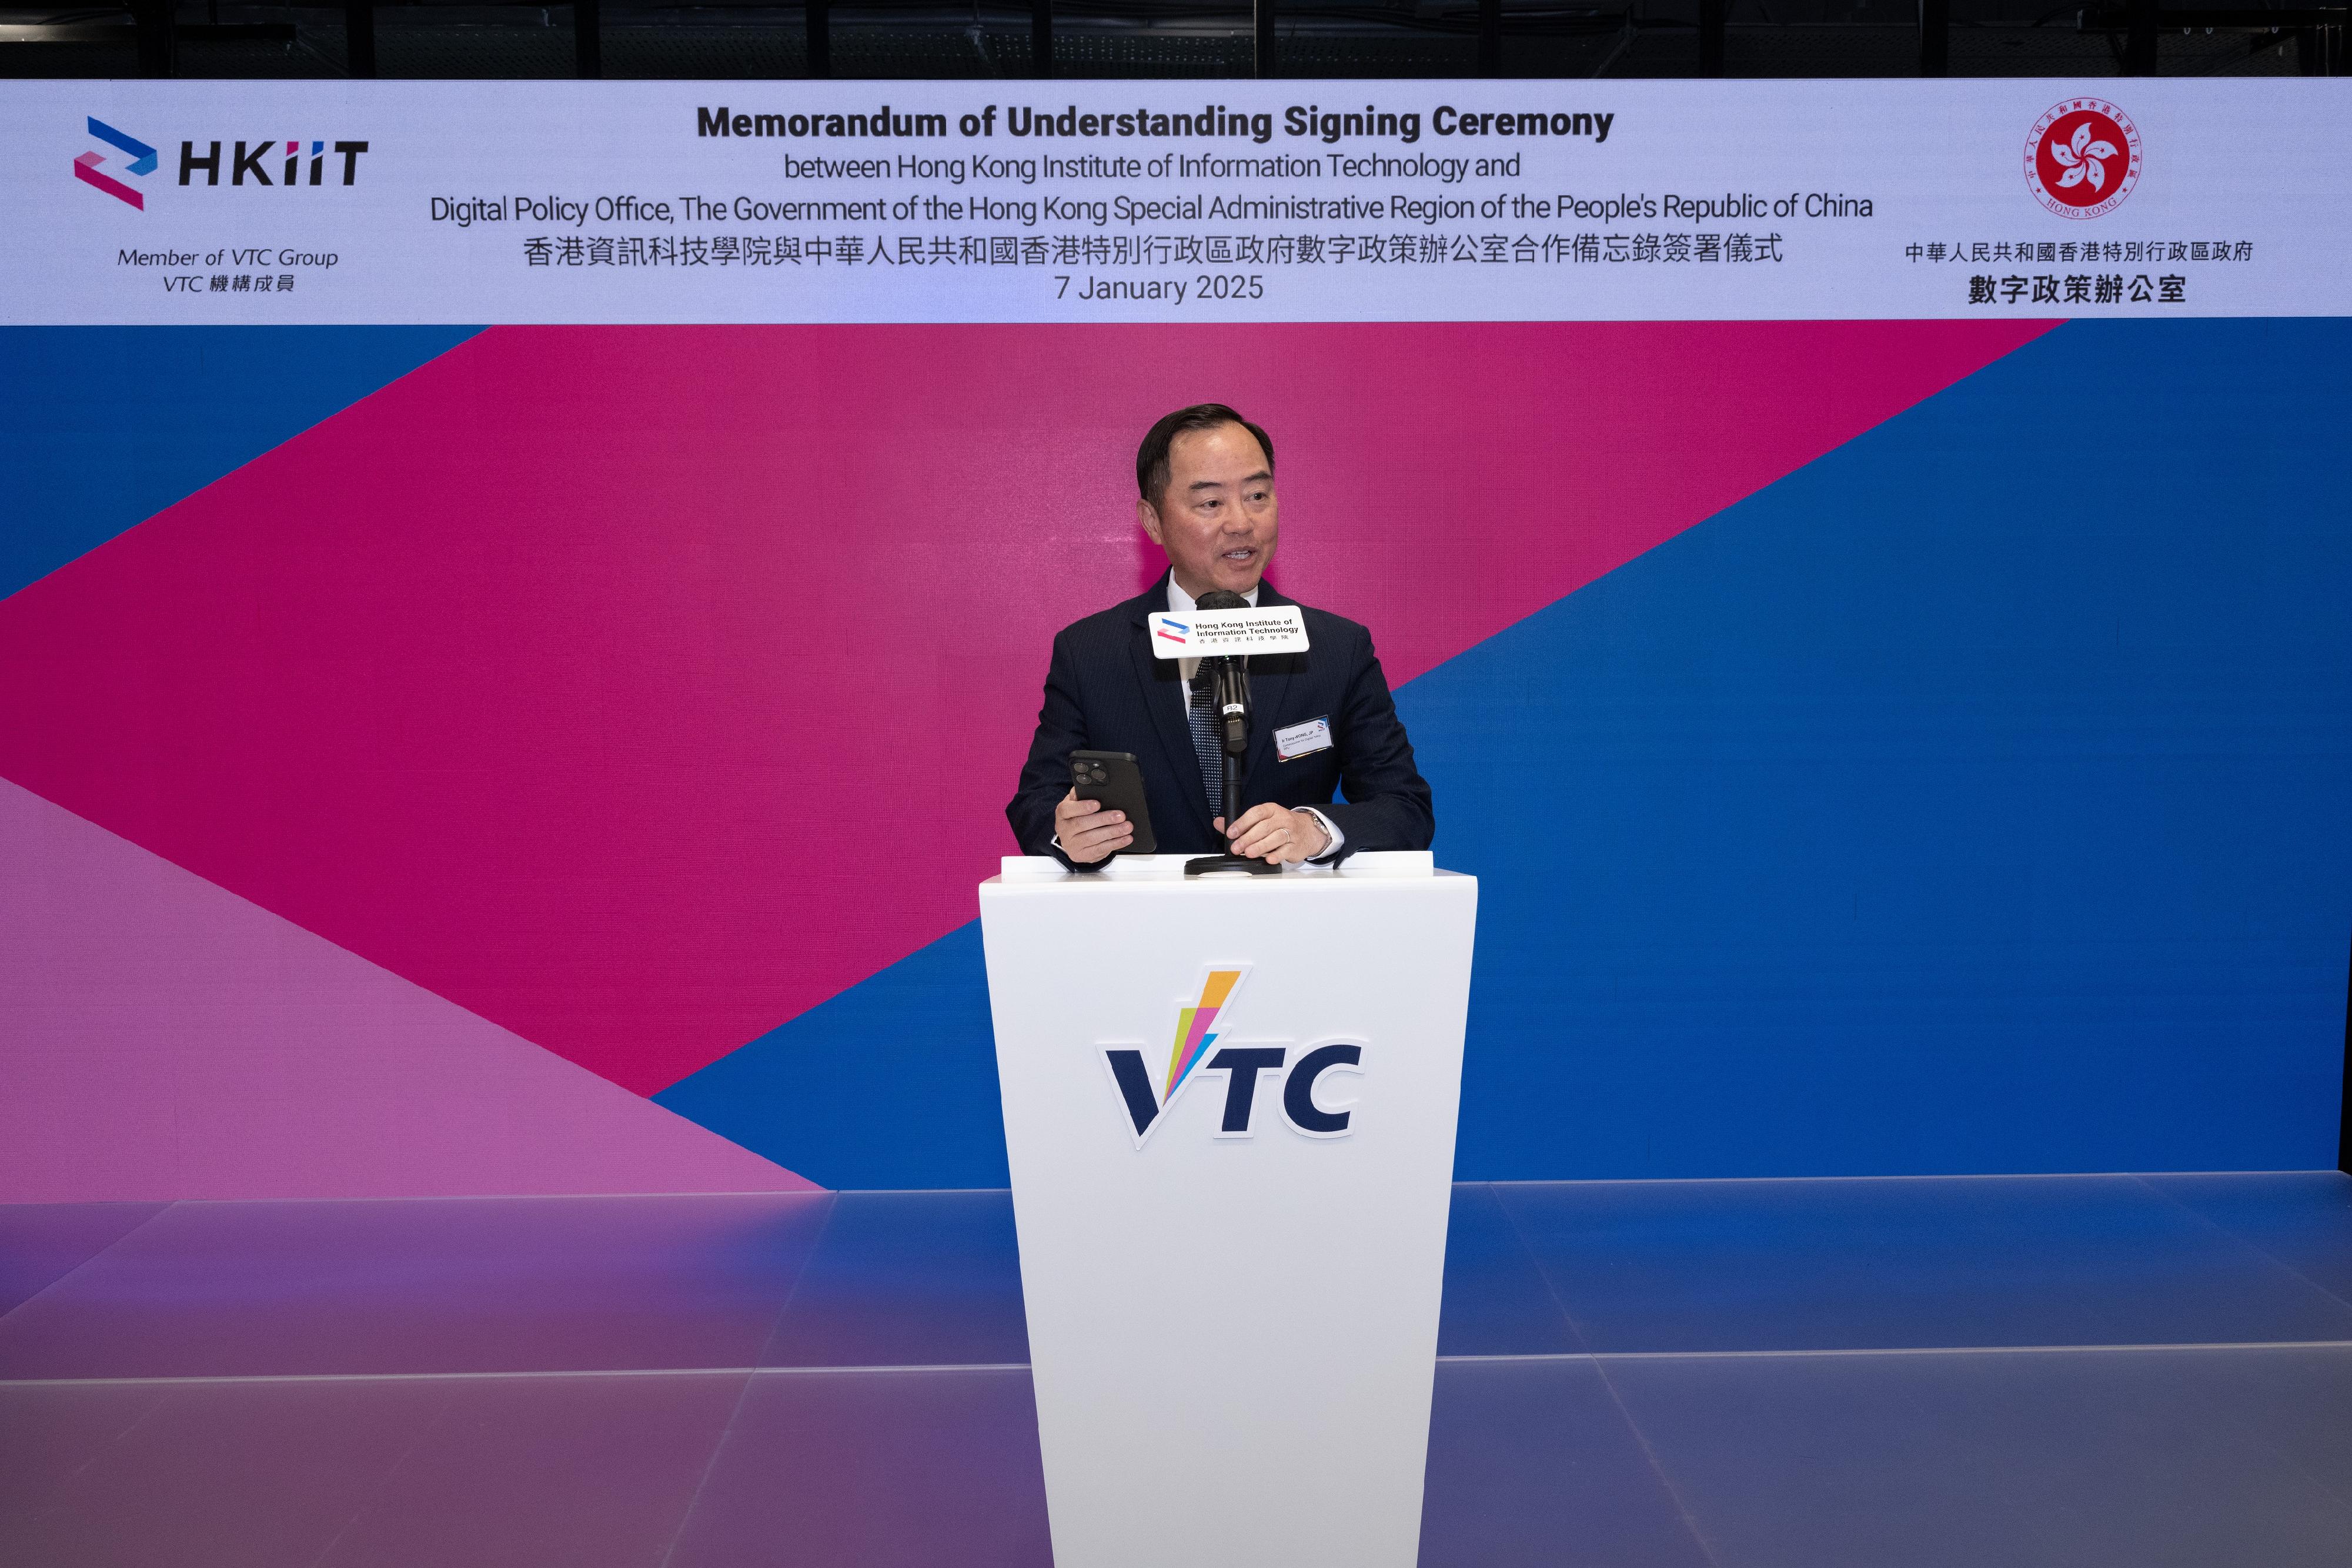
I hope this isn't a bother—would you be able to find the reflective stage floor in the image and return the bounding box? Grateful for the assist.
[6,1172,2351,1566]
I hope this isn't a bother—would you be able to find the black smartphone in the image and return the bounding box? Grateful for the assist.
[1070,750,1157,856]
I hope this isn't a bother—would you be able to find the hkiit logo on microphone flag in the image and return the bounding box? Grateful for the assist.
[1101,965,1366,1148]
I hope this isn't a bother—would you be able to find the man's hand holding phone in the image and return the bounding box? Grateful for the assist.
[1054,790,1133,864]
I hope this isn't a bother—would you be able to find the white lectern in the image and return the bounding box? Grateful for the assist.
[980,854,1476,1568]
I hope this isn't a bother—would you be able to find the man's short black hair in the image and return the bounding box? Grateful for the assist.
[1137,404,1275,514]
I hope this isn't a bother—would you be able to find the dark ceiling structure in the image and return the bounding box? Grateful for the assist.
[0,0,2340,78]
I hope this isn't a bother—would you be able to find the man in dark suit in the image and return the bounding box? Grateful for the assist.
[1008,404,1435,870]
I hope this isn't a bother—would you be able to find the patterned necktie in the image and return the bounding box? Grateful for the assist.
[1187,661,1225,816]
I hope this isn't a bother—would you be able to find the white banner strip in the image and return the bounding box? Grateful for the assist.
[8,79,2348,325]
[1149,607,1311,658]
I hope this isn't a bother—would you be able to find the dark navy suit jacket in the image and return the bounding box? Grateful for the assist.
[1007,578,1435,869]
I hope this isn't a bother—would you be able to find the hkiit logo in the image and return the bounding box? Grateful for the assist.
[1101,966,1366,1148]
[75,118,156,209]
[76,118,373,210]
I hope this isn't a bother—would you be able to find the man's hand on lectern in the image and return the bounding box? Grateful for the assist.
[1218,804,1331,865]
[1055,789,1134,864]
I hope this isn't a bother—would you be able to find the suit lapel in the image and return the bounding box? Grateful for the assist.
[1125,583,1217,840]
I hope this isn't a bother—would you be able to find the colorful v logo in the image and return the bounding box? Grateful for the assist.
[1103,967,1256,1146]
[1162,965,1245,1101]
[76,118,157,209]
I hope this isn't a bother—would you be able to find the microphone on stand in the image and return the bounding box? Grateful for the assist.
[1194,589,1252,758]
[1186,589,1279,877]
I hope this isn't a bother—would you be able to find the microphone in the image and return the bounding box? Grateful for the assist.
[1194,590,1252,755]
[1180,588,1281,878]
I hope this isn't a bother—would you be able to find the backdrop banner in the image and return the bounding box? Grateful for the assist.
[3,81,2348,1199]
[6,79,2349,324]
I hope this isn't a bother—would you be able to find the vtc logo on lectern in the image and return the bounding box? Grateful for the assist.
[1101,966,1365,1148]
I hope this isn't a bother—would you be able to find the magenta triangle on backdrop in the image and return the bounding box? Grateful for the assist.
[0,320,2056,1100]
[0,777,813,1201]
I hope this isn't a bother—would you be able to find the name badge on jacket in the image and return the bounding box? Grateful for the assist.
[1275,717,1334,762]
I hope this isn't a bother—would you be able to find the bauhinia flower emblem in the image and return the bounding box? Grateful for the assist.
[2048,121,2120,192]
[2026,100,2141,218]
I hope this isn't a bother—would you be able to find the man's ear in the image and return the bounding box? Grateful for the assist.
[1136,497,1165,547]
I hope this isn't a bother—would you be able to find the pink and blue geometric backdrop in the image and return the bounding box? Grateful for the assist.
[4,318,2346,1197]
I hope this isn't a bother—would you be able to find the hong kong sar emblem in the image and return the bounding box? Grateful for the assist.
[2025,99,2142,219]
